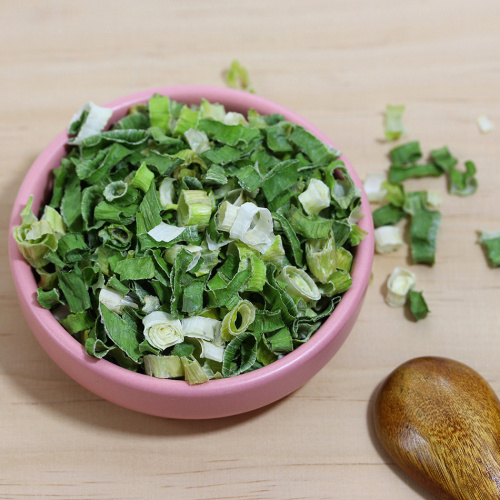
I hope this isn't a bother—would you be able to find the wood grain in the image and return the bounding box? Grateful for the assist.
[374,357,500,499]
[1,0,500,498]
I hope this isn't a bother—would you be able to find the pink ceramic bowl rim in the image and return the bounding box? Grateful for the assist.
[9,86,374,406]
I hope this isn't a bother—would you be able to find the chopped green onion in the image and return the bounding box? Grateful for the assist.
[68,101,113,145]
[381,181,405,207]
[99,286,138,315]
[336,247,353,272]
[430,146,457,172]
[449,160,478,197]
[184,128,211,155]
[182,316,221,341]
[374,226,404,254]
[227,202,275,254]
[198,340,225,362]
[426,191,442,208]
[224,60,254,93]
[409,208,441,265]
[144,355,184,378]
[142,311,184,350]
[221,300,256,341]
[147,222,185,242]
[477,115,494,134]
[320,270,352,296]
[181,357,210,385]
[388,163,442,183]
[408,290,430,321]
[224,112,248,126]
[363,173,388,203]
[384,104,405,141]
[130,162,155,193]
[372,203,406,228]
[478,230,500,267]
[177,189,213,229]
[261,235,286,266]
[386,267,416,307]
[389,141,422,165]
[298,178,330,215]
[277,266,321,302]
[158,178,177,208]
[305,232,337,284]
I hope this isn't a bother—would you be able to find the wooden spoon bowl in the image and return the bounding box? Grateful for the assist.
[373,356,500,499]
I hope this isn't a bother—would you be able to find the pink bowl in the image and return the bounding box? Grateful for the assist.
[8,86,374,419]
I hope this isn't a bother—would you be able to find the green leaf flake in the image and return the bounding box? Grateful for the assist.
[57,233,89,263]
[81,185,104,230]
[384,104,405,141]
[289,208,332,239]
[137,182,163,232]
[478,230,500,267]
[449,160,478,197]
[182,277,207,315]
[265,122,294,153]
[372,203,406,228]
[170,248,197,315]
[100,304,141,362]
[85,322,115,359]
[80,129,149,150]
[37,287,62,309]
[203,165,228,185]
[197,119,261,148]
[144,151,184,176]
[388,163,443,183]
[430,146,458,172]
[61,174,83,232]
[75,143,132,183]
[389,141,422,165]
[261,160,299,201]
[130,162,155,193]
[173,106,200,137]
[222,331,259,377]
[115,112,150,130]
[201,145,241,165]
[323,163,359,211]
[60,311,95,334]
[382,181,405,207]
[409,209,442,265]
[271,213,304,267]
[266,327,293,353]
[224,60,254,93]
[58,269,91,313]
[115,256,155,280]
[235,164,262,191]
[290,126,339,166]
[262,266,298,323]
[94,200,139,225]
[149,95,171,132]
[408,290,430,321]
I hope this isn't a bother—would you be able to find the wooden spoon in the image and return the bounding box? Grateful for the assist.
[373,356,500,499]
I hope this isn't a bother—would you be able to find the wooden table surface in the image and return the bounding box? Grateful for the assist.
[2,1,499,499]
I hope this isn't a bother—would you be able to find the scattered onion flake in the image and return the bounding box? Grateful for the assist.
[385,267,416,308]
[477,115,494,134]
[363,173,388,203]
[374,226,403,254]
